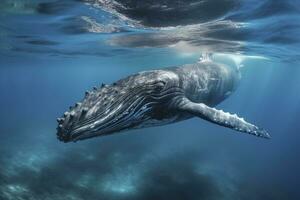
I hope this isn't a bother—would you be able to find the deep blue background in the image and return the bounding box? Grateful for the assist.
[0,0,300,199]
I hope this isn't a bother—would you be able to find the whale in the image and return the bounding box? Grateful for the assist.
[56,60,270,142]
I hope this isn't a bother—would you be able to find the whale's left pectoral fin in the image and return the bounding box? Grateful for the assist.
[178,98,270,139]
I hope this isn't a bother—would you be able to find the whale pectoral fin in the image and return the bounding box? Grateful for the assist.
[178,98,270,139]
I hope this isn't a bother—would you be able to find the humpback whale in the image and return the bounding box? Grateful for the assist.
[56,60,270,142]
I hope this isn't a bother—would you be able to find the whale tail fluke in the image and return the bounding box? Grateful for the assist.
[178,98,271,139]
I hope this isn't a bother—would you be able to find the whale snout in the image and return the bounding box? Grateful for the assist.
[56,106,88,143]
[56,118,73,143]
[56,129,71,143]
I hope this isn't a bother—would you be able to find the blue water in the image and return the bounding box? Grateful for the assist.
[1,0,300,199]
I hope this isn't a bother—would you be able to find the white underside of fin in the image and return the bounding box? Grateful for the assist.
[178,98,270,139]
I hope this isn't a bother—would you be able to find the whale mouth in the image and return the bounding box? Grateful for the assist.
[56,130,72,142]
[57,128,103,143]
[56,114,116,143]
[56,119,108,142]
[56,96,148,143]
[56,124,75,143]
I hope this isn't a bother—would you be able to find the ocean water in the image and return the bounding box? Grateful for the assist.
[0,0,300,199]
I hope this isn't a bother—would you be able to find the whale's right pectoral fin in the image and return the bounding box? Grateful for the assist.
[178,98,270,139]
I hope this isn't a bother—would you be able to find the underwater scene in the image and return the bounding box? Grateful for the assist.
[1,0,300,199]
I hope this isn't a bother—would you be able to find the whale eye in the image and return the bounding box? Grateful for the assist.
[158,81,166,87]
[154,80,166,92]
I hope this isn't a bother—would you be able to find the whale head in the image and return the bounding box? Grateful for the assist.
[56,71,181,142]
